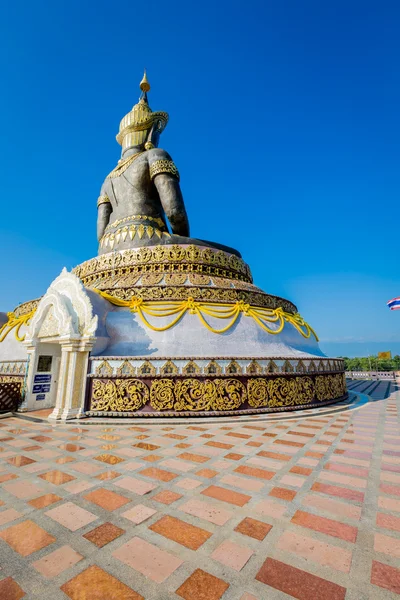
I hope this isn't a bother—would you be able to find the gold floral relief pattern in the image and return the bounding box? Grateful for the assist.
[247,378,269,407]
[0,375,23,384]
[295,376,315,404]
[141,273,164,286]
[213,379,247,410]
[91,379,149,411]
[268,377,298,407]
[189,273,211,286]
[164,273,188,286]
[150,378,176,410]
[73,244,253,282]
[89,373,346,413]
[174,379,214,411]
[315,374,346,401]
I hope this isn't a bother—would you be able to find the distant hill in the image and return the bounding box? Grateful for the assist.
[319,341,400,358]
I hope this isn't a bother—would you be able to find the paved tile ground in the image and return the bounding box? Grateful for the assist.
[0,385,399,599]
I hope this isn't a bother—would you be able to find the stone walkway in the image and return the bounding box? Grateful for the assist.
[0,388,399,599]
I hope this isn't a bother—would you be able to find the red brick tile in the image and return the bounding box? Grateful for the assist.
[83,522,125,547]
[371,560,400,595]
[225,453,244,460]
[269,487,297,501]
[139,467,178,482]
[95,470,121,481]
[256,557,346,600]
[235,465,274,480]
[176,569,229,600]
[202,485,251,506]
[305,451,324,458]
[178,452,210,464]
[311,482,364,502]
[288,430,315,438]
[277,531,352,573]
[235,517,272,540]
[291,510,358,542]
[38,470,76,485]
[94,454,125,465]
[152,490,182,505]
[324,463,369,477]
[28,494,62,509]
[382,463,400,473]
[84,488,130,511]
[274,439,304,448]
[226,432,251,439]
[0,520,56,556]
[196,469,218,478]
[290,466,312,476]
[141,454,163,462]
[257,451,291,461]
[7,455,36,467]
[61,565,143,599]
[206,441,233,449]
[380,483,400,497]
[0,473,18,483]
[58,444,85,452]
[0,576,25,599]
[377,512,400,533]
[133,442,160,451]
[150,515,211,550]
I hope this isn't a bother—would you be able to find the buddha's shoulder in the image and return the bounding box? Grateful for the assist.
[146,148,173,165]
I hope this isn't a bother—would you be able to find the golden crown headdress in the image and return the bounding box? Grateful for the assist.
[116,72,169,150]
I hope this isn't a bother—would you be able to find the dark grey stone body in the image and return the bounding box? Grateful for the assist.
[97,146,241,257]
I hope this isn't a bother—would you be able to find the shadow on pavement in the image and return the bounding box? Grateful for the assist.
[346,378,399,401]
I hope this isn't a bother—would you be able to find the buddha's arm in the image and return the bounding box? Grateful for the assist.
[153,174,190,237]
[97,194,112,242]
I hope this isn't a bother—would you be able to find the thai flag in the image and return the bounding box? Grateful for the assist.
[387,297,400,310]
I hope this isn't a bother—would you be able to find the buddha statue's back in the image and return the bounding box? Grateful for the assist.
[97,73,240,257]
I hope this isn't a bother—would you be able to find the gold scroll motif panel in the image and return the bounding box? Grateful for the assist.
[92,285,297,314]
[73,245,252,282]
[88,373,347,415]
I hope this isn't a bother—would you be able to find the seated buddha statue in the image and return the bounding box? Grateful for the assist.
[97,72,240,257]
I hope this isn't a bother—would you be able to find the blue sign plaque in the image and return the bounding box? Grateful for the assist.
[32,384,51,394]
[34,374,52,383]
[36,394,46,401]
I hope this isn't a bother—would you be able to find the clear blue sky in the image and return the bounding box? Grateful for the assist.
[1,0,399,356]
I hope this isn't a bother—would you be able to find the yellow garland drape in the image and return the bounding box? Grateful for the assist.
[0,311,36,343]
[95,290,318,340]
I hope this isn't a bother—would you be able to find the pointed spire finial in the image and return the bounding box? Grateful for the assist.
[140,70,150,93]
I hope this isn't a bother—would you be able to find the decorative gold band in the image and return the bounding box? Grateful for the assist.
[150,159,180,181]
[97,195,111,208]
[107,152,144,179]
[105,214,166,232]
[88,373,347,414]
[73,245,253,283]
